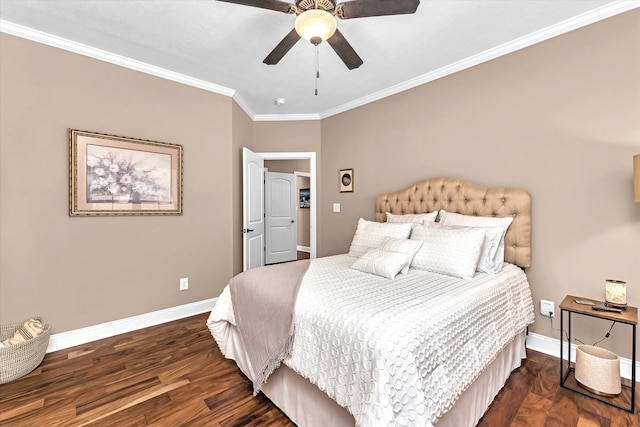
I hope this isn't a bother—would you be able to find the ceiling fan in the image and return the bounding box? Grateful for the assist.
[218,0,420,70]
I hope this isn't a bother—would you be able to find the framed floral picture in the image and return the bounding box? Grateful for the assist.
[69,129,183,216]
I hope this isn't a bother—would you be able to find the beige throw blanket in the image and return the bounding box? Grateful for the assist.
[230,259,310,395]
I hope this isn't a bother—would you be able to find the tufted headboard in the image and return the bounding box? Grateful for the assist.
[375,177,531,268]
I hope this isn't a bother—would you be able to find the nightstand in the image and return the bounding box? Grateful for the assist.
[559,295,637,413]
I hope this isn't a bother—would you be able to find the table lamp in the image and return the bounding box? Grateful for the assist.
[605,279,626,309]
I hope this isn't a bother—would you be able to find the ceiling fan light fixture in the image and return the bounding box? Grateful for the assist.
[295,9,337,44]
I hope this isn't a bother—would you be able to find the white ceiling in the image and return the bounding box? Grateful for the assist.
[0,1,637,120]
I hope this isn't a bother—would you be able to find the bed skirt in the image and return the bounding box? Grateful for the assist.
[208,310,527,427]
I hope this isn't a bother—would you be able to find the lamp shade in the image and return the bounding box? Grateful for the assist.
[605,279,626,307]
[295,9,337,44]
[634,154,640,202]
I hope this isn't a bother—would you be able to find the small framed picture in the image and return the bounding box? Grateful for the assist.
[339,169,353,193]
[299,188,310,208]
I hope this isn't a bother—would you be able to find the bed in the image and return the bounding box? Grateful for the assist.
[208,177,534,427]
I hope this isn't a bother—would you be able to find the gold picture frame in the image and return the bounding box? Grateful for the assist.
[69,129,183,216]
[340,168,353,193]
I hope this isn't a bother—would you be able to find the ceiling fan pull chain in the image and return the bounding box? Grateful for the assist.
[315,44,319,96]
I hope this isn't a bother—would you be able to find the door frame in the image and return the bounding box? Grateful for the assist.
[294,171,311,253]
[258,152,317,259]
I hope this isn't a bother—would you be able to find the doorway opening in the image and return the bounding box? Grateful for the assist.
[242,148,317,271]
[261,152,316,260]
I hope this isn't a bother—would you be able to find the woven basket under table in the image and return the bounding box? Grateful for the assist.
[0,321,50,384]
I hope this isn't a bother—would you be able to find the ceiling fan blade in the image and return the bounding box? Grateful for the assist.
[338,0,419,19]
[263,28,301,65]
[327,28,363,70]
[217,0,294,14]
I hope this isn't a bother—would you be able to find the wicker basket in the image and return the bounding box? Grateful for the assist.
[0,319,50,384]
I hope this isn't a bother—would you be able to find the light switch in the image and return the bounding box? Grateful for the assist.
[333,203,341,213]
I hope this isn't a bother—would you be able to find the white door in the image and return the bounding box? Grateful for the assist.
[265,171,297,265]
[242,147,265,271]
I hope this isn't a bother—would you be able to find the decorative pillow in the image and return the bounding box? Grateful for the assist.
[350,248,410,279]
[410,224,486,279]
[386,211,438,224]
[348,219,413,257]
[421,222,504,274]
[380,237,423,274]
[438,210,514,273]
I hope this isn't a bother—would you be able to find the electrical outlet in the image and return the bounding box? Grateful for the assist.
[540,299,554,318]
[179,277,188,291]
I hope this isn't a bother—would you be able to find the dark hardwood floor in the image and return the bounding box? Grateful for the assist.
[0,313,638,426]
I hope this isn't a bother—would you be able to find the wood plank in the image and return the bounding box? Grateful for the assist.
[0,398,44,422]
[510,392,553,426]
[560,295,638,325]
[68,379,190,426]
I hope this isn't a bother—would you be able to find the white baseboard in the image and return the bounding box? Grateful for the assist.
[526,332,638,381]
[46,306,638,383]
[47,298,217,353]
[296,245,311,253]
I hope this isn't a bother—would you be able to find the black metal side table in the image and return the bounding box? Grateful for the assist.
[559,295,637,413]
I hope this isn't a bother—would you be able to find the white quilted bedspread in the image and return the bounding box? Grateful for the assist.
[210,254,534,427]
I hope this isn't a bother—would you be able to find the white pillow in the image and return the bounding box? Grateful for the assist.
[421,222,504,274]
[438,210,514,273]
[348,219,413,257]
[386,211,438,224]
[350,248,410,279]
[380,237,423,274]
[410,224,486,279]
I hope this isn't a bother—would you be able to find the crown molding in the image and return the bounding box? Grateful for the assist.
[253,113,322,122]
[319,1,640,119]
[0,20,238,97]
[232,92,256,119]
[2,1,638,122]
[0,19,257,120]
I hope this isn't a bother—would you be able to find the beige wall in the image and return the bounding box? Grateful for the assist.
[0,34,234,333]
[253,121,321,153]
[1,9,638,361]
[232,102,253,275]
[254,121,322,253]
[264,159,310,174]
[320,10,640,357]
